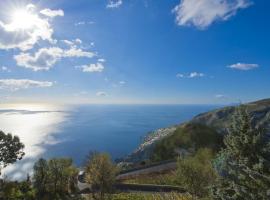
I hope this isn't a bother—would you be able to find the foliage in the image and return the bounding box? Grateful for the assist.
[83,192,193,200]
[176,148,217,198]
[211,107,270,200]
[84,152,118,200]
[33,157,78,199]
[0,177,35,200]
[151,124,223,161]
[0,131,25,174]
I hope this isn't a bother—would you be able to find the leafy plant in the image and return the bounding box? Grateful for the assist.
[84,152,118,200]
[176,148,217,198]
[0,131,24,174]
[211,107,270,199]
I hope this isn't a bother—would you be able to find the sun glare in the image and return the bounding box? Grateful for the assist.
[11,9,38,30]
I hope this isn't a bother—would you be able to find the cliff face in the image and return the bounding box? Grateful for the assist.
[125,98,270,163]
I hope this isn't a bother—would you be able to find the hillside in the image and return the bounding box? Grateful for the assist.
[191,98,270,133]
[124,98,270,163]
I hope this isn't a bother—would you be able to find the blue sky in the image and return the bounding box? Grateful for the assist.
[0,0,269,104]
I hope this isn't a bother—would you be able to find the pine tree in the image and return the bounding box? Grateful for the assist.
[212,106,270,200]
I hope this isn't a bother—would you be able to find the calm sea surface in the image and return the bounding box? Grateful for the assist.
[0,104,219,179]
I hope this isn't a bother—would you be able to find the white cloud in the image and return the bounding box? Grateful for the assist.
[96,91,107,97]
[61,40,74,46]
[228,62,259,70]
[64,47,95,58]
[176,72,205,78]
[74,38,82,44]
[215,94,226,99]
[176,73,184,78]
[107,0,123,8]
[98,58,106,63]
[78,63,104,73]
[0,79,53,91]
[14,47,95,71]
[188,72,205,78]
[1,66,8,71]
[75,21,85,26]
[0,4,61,51]
[113,81,126,87]
[172,0,252,29]
[40,9,64,18]
[61,38,82,46]
[74,21,95,26]
[14,47,63,71]
[1,66,11,72]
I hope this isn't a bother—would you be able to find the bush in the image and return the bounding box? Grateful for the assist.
[176,148,217,197]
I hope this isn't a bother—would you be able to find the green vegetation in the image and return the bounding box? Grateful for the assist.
[151,123,223,161]
[176,148,217,198]
[33,158,79,200]
[83,192,192,200]
[0,131,25,174]
[0,177,35,200]
[84,152,118,200]
[211,107,270,199]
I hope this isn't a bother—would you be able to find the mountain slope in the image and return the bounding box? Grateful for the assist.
[191,98,270,133]
[125,98,270,163]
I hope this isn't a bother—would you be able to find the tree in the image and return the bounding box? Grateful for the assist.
[0,131,25,174]
[33,158,78,199]
[33,158,49,198]
[212,107,270,199]
[84,152,118,200]
[0,177,35,200]
[176,148,217,197]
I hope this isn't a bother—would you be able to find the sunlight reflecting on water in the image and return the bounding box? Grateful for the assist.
[0,104,68,180]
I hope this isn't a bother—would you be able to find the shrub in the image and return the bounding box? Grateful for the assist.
[176,148,217,197]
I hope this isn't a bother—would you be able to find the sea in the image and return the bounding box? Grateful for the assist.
[0,104,219,180]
